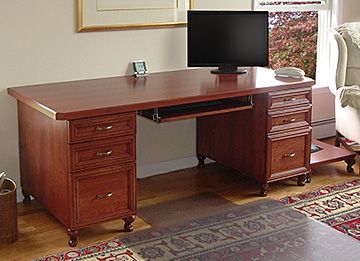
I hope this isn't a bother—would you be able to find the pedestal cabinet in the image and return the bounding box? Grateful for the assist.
[18,102,137,247]
[197,87,312,196]
[264,87,312,195]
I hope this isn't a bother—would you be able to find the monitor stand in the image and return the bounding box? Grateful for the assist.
[211,66,247,74]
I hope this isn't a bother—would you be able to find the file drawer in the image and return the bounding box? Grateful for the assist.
[268,132,309,180]
[71,163,136,228]
[70,136,135,172]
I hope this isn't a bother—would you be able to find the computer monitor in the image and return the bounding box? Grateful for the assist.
[187,11,269,74]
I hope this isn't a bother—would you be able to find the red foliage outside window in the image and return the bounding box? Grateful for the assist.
[261,2,320,79]
[268,11,318,79]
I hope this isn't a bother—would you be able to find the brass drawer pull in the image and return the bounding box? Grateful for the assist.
[283,118,296,123]
[96,150,113,156]
[284,97,296,102]
[95,125,113,131]
[283,153,296,157]
[96,192,113,199]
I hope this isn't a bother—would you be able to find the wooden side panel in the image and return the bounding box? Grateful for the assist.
[18,102,70,226]
[196,93,268,181]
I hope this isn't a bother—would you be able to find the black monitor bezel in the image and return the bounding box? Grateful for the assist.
[187,10,269,72]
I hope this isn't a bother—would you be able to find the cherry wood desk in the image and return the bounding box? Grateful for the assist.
[8,67,314,246]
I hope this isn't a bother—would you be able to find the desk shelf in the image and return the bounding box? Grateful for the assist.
[310,139,356,172]
[138,98,253,123]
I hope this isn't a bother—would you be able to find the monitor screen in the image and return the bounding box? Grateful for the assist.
[187,11,269,74]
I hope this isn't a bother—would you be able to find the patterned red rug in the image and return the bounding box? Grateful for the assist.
[32,197,360,260]
[279,178,360,241]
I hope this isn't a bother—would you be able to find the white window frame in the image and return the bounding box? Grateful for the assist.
[253,0,339,87]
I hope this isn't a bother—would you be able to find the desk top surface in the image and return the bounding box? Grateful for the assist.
[8,67,314,120]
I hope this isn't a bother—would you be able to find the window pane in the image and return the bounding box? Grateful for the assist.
[268,11,318,79]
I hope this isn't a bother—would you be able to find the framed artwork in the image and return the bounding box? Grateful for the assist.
[77,0,195,32]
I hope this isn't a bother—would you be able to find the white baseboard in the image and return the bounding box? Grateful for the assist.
[312,118,336,139]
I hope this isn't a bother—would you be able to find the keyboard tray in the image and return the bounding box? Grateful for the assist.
[138,97,253,123]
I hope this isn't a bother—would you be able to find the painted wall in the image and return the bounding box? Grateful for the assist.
[195,0,251,10]
[341,1,360,23]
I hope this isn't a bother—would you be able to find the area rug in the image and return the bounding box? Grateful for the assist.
[32,198,360,261]
[279,178,360,241]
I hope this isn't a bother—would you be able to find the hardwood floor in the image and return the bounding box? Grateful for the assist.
[1,139,359,260]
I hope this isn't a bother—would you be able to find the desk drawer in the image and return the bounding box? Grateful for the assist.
[69,113,136,143]
[71,164,136,228]
[268,130,310,179]
[268,87,311,111]
[70,136,135,172]
[268,106,310,133]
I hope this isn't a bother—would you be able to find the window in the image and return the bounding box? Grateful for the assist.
[254,0,338,85]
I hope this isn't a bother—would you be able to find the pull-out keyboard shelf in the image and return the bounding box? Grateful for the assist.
[138,98,253,123]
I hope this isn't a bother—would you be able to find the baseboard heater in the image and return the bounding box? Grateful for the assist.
[312,118,335,139]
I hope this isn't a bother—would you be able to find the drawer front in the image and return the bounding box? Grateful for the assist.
[268,131,310,179]
[268,87,311,111]
[268,106,310,133]
[70,136,135,172]
[71,164,136,228]
[69,112,136,143]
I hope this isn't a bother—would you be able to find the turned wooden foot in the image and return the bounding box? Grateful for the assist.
[22,189,31,204]
[345,156,356,173]
[197,154,206,166]
[67,229,79,247]
[259,182,269,197]
[297,175,306,186]
[123,216,135,232]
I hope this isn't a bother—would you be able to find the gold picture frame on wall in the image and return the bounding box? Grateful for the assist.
[77,0,195,32]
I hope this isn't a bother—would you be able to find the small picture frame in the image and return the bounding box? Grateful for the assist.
[132,60,149,77]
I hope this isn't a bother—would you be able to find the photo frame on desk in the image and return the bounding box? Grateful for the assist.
[77,0,194,32]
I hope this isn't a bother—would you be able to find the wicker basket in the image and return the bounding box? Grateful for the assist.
[0,178,18,245]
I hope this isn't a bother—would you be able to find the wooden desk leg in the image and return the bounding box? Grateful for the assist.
[123,216,135,232]
[305,170,312,183]
[22,189,31,204]
[297,174,306,186]
[197,154,206,166]
[345,155,356,173]
[66,216,134,247]
[67,229,79,247]
[259,182,269,197]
